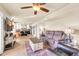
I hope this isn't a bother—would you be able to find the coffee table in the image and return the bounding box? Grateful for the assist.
[29,37,43,52]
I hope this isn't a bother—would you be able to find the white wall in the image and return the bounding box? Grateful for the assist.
[0,15,4,54]
[0,6,10,54]
[31,24,42,39]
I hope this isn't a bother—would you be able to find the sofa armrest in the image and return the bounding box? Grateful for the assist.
[57,42,79,56]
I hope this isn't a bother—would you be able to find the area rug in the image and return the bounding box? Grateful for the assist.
[25,41,57,56]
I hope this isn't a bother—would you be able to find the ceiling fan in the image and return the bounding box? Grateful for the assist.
[21,3,49,15]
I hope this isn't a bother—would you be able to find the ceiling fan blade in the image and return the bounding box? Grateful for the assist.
[40,7,49,12]
[39,3,46,5]
[34,11,37,15]
[33,3,46,6]
[21,6,32,9]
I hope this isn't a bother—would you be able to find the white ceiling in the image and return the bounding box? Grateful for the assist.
[0,3,68,24]
[40,3,79,30]
[0,3,67,16]
[1,3,79,30]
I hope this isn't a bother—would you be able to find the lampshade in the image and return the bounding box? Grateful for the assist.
[65,28,74,34]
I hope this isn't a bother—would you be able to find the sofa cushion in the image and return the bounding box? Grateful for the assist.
[46,31,54,39]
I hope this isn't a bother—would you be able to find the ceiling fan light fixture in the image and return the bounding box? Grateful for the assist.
[21,3,49,15]
[33,6,40,11]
